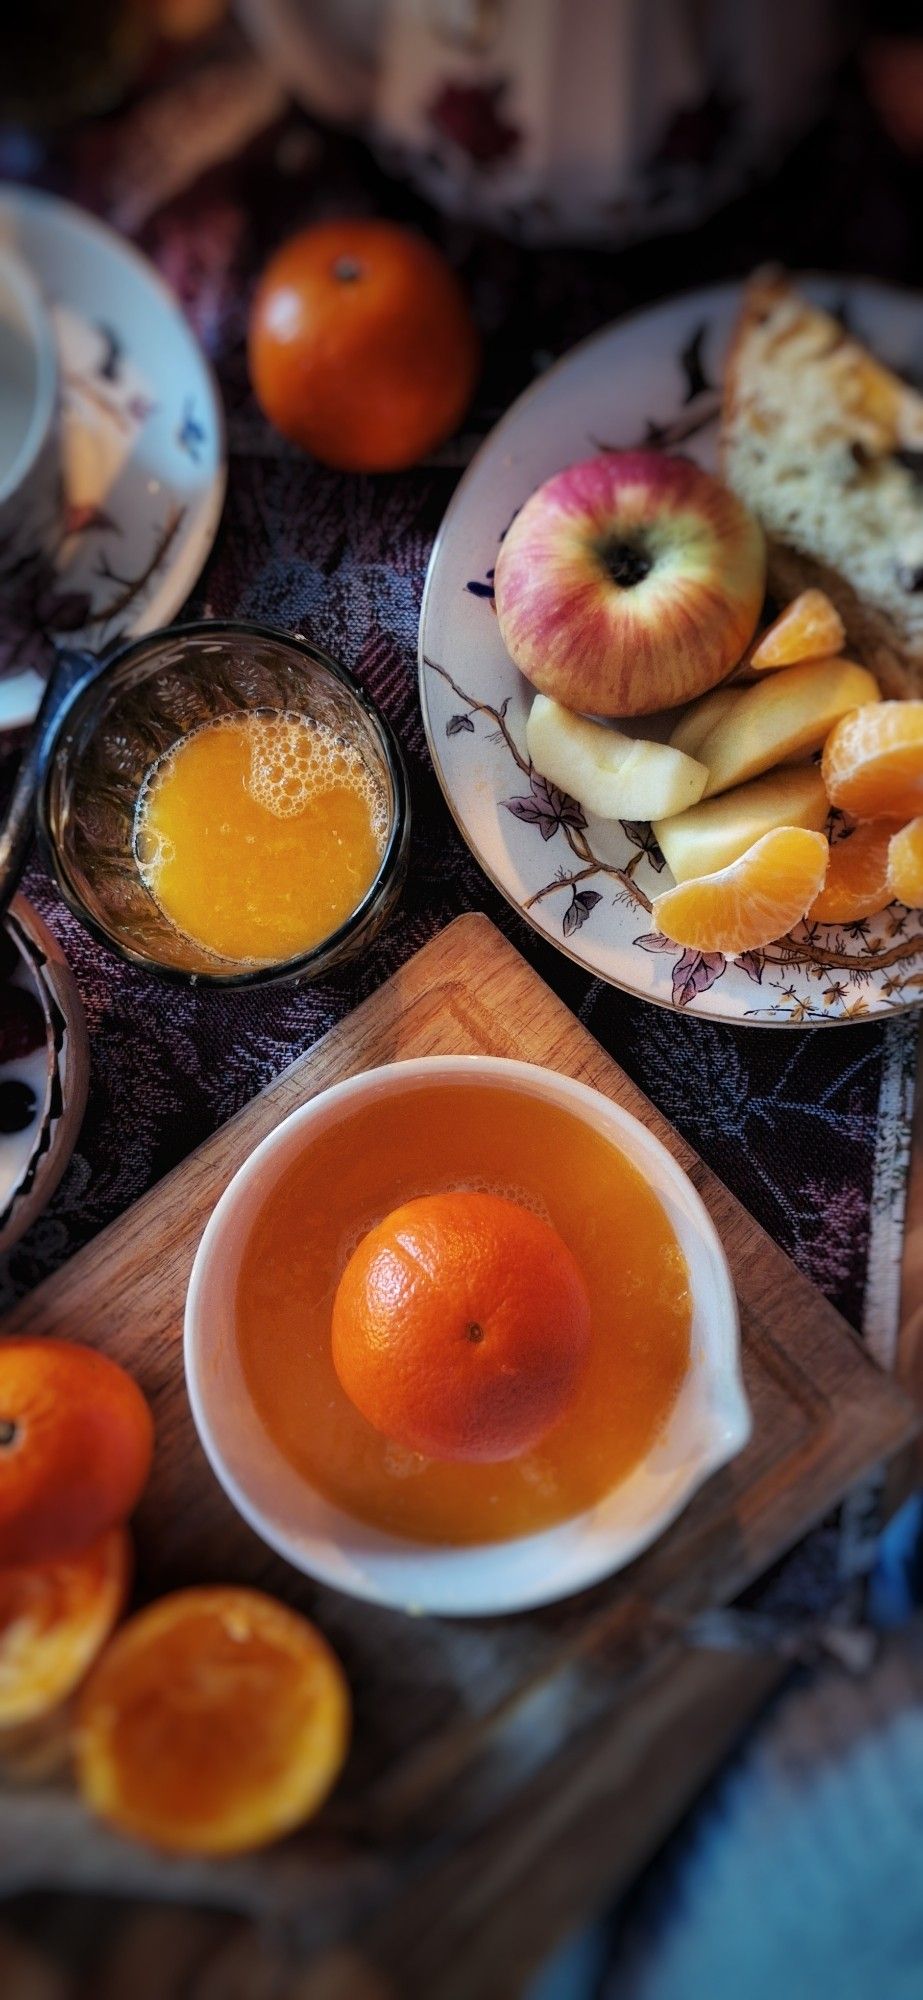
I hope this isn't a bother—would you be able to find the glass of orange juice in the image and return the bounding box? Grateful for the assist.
[36,622,409,985]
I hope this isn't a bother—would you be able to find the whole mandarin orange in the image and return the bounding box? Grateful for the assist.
[331,1191,591,1463]
[76,1586,350,1855]
[0,1339,153,1567]
[248,218,480,472]
[0,1525,131,1727]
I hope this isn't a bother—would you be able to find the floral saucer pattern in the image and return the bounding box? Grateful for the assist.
[0,185,226,731]
[419,277,923,1026]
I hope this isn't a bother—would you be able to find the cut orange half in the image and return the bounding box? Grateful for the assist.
[823,702,923,820]
[0,1526,130,1727]
[75,1586,350,1856]
[888,817,923,907]
[808,819,895,923]
[750,589,846,671]
[653,827,829,956]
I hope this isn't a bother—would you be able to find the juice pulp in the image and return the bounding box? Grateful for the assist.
[135,712,387,963]
[236,1081,692,1545]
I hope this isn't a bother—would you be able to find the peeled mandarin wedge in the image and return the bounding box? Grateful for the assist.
[823,702,923,820]
[652,826,829,956]
[808,820,895,923]
[75,1587,350,1856]
[749,589,846,670]
[888,818,923,907]
[0,1527,130,1728]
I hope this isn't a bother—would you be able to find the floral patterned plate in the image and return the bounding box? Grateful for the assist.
[0,185,226,731]
[419,276,923,1027]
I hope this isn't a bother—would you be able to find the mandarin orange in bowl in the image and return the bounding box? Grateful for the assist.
[185,1057,748,1615]
[823,702,923,821]
[0,1339,153,1567]
[332,1191,591,1463]
[75,1586,350,1855]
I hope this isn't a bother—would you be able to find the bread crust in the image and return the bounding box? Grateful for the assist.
[720,269,923,696]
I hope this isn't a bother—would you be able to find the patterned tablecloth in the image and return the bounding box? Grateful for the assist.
[2,33,920,1626]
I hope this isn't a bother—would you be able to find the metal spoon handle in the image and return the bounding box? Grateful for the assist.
[0,647,98,917]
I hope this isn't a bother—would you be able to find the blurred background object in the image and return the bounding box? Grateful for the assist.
[236,0,843,243]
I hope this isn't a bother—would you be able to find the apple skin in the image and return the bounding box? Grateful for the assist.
[493,451,766,718]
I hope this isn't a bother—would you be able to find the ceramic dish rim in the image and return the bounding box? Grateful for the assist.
[0,241,58,508]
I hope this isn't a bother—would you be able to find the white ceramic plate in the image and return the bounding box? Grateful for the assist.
[0,896,88,1255]
[0,185,226,731]
[419,276,923,1026]
[184,1056,749,1617]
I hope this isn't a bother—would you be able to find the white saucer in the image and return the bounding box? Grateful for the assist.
[0,185,226,731]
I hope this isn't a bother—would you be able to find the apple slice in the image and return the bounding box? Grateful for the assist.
[698,659,880,798]
[526,695,708,822]
[654,765,828,883]
[669,686,743,759]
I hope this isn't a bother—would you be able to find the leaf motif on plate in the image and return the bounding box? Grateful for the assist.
[502,770,587,842]
[446,712,475,736]
[563,889,602,938]
[671,949,726,1007]
[620,821,666,870]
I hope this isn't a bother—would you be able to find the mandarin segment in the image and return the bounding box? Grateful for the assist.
[331,1191,591,1463]
[808,820,895,923]
[749,589,846,670]
[652,826,829,956]
[0,1340,153,1568]
[76,1587,350,1856]
[888,818,923,907]
[0,1527,130,1727]
[822,702,923,821]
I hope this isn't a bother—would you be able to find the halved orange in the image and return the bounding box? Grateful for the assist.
[750,590,846,671]
[0,1527,130,1727]
[888,817,923,907]
[823,702,923,820]
[653,826,829,956]
[808,819,895,923]
[75,1586,350,1855]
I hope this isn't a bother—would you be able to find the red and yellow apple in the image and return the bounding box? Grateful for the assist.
[494,451,766,718]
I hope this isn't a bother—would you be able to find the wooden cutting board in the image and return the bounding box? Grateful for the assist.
[0,914,916,1954]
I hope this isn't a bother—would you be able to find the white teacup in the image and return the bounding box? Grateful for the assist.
[0,244,59,576]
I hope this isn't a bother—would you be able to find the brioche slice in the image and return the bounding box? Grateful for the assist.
[721,270,923,696]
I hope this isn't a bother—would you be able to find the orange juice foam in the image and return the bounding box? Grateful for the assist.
[135,712,387,964]
[236,1080,692,1545]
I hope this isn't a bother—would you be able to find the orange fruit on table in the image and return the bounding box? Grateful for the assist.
[248,218,480,472]
[76,1586,350,1856]
[0,1526,130,1728]
[0,1339,153,1567]
[822,702,923,820]
[331,1191,592,1463]
[808,818,895,923]
[888,817,923,907]
[749,589,846,671]
[652,826,829,956]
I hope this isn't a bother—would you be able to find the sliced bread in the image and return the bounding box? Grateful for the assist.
[720,269,923,695]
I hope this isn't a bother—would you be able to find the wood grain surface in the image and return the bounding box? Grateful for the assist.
[0,914,916,1976]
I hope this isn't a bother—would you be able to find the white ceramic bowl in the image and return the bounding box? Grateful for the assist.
[185,1057,750,1616]
[0,242,59,573]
